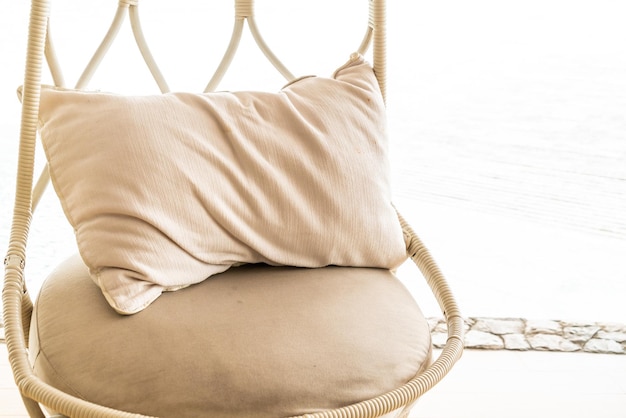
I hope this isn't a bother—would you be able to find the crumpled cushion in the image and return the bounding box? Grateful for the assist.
[30,254,432,418]
[37,54,407,314]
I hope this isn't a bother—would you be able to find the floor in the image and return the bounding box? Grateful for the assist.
[0,343,28,418]
[2,343,625,418]
[411,349,626,418]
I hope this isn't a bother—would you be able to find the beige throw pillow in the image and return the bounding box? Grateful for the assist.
[38,54,407,314]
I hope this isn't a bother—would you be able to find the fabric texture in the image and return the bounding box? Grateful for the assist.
[30,255,432,418]
[38,54,407,314]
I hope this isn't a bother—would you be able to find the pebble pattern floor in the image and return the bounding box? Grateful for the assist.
[429,317,626,354]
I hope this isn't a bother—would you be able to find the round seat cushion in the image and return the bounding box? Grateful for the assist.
[29,254,432,418]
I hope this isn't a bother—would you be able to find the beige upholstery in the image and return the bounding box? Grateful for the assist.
[30,255,432,418]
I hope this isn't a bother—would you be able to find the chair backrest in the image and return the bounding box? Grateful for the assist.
[23,0,389,210]
[3,1,464,417]
[35,0,387,90]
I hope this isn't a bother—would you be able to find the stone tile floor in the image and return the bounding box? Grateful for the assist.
[430,317,626,354]
[2,328,625,418]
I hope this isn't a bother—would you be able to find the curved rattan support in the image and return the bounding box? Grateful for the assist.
[247,15,295,80]
[74,3,125,89]
[30,17,64,211]
[75,0,169,92]
[370,0,386,103]
[43,19,65,88]
[204,0,295,92]
[31,165,50,213]
[3,0,53,414]
[3,0,462,416]
[203,16,245,92]
[356,26,373,58]
[128,4,170,93]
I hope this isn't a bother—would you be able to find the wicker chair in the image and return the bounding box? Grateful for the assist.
[2,0,464,417]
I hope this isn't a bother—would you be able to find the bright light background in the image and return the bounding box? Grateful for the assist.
[1,0,625,322]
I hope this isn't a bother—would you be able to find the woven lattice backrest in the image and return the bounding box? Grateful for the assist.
[27,0,387,210]
[41,0,386,94]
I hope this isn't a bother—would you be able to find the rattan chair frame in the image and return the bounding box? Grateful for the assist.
[2,0,464,416]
